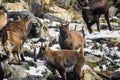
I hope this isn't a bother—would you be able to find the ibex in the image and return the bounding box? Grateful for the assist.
[59,23,85,57]
[39,43,85,80]
[0,10,7,30]
[1,16,31,64]
[77,0,112,33]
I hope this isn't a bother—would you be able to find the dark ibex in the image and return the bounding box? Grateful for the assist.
[59,23,85,57]
[77,0,112,33]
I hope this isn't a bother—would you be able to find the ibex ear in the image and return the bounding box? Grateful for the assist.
[25,18,31,25]
[18,16,22,21]
[24,17,31,30]
[44,42,50,49]
[45,42,49,46]
[63,22,69,30]
[57,22,62,27]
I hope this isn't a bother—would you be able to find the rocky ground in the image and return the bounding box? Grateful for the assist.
[1,0,120,80]
[2,19,120,80]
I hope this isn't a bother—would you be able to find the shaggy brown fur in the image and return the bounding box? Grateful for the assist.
[0,10,7,30]
[77,0,112,33]
[40,44,85,80]
[1,16,31,64]
[59,24,85,56]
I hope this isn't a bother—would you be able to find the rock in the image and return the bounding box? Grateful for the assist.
[7,11,41,38]
[44,13,66,23]
[109,6,118,17]
[2,2,27,11]
[46,4,73,22]
[0,62,5,80]
[115,9,120,18]
[82,65,103,80]
[35,18,49,38]
[113,0,120,18]
[114,0,120,9]
[45,65,103,80]
[41,0,51,5]
[5,64,29,79]
[54,0,74,9]
[94,66,101,72]
[101,65,107,71]
[111,71,120,80]
[29,1,43,17]
[8,75,47,80]
[85,54,102,63]
[0,57,8,80]
[0,0,2,4]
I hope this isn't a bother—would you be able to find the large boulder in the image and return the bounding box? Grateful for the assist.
[82,65,103,80]
[5,65,29,79]
[111,71,120,80]
[44,13,65,23]
[7,11,41,38]
[29,0,44,17]
[41,0,50,5]
[109,6,118,17]
[45,4,74,22]
[115,9,120,18]
[112,0,120,17]
[7,75,47,80]
[2,2,28,11]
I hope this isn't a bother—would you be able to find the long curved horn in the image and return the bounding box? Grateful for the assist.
[77,0,90,10]
[77,0,85,7]
[24,14,29,20]
[36,17,43,26]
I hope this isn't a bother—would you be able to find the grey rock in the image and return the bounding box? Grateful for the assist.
[5,64,29,79]
[8,75,46,80]
[30,1,44,17]
[111,71,120,80]
[44,13,66,23]
[7,11,41,38]
[109,6,118,17]
[83,65,103,80]
[0,54,8,80]
[115,9,120,18]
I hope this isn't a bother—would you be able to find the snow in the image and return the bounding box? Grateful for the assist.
[25,59,51,77]
[86,30,120,39]
[82,64,91,70]
[91,50,104,56]
[115,51,120,58]
[25,65,51,76]
[50,44,60,50]
[49,28,59,37]
[101,65,107,71]
[23,19,120,76]
[18,17,120,76]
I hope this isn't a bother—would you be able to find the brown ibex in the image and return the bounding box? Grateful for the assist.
[40,43,85,80]
[1,16,31,64]
[0,10,7,30]
[59,23,85,57]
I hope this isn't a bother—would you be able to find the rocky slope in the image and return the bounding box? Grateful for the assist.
[0,0,120,80]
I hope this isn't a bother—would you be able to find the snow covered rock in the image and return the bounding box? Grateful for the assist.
[4,64,29,79]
